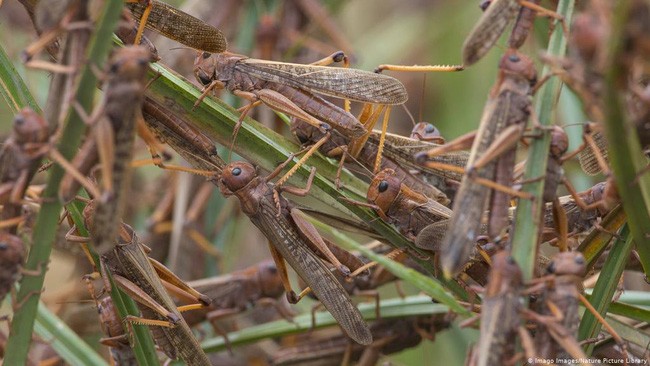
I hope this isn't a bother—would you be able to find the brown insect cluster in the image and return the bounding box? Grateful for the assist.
[1,0,648,365]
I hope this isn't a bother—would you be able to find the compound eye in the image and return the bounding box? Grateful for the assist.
[197,73,212,86]
[508,54,520,63]
[232,167,242,176]
[547,262,556,274]
[425,124,435,133]
[378,181,389,193]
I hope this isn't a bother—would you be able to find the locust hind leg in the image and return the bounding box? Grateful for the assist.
[266,241,299,304]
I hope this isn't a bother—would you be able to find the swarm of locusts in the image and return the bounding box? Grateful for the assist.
[1,0,650,365]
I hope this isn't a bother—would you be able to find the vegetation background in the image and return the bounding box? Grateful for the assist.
[0,0,626,365]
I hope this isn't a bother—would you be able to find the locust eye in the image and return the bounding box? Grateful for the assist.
[221,162,256,192]
[547,262,556,274]
[508,54,520,63]
[202,52,211,59]
[14,115,24,127]
[296,134,309,144]
[378,181,389,193]
[197,73,212,86]
[425,124,435,133]
[109,61,121,74]
[0,242,7,250]
[506,256,516,265]
[575,256,585,265]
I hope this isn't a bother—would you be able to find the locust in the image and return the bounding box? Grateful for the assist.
[0,233,25,305]
[56,46,155,260]
[217,160,372,345]
[468,252,525,366]
[96,223,212,365]
[344,168,452,252]
[84,276,137,366]
[0,108,49,234]
[532,251,588,362]
[478,0,541,50]
[272,315,449,366]
[420,51,537,277]
[71,198,212,365]
[181,260,289,331]
[193,51,407,151]
[462,0,564,66]
[367,128,469,198]
[142,96,225,174]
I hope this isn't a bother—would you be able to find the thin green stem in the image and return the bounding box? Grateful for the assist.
[510,0,575,281]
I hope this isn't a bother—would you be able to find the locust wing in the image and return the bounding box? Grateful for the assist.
[236,59,407,105]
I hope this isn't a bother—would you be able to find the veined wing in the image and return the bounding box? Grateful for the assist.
[462,0,520,65]
[251,202,372,345]
[236,59,408,105]
[127,0,227,53]
[368,132,469,181]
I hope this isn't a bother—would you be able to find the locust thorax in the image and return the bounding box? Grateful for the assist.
[549,126,569,158]
[546,252,586,277]
[219,162,257,193]
[367,169,401,213]
[12,108,48,148]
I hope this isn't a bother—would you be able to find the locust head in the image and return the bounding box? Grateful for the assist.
[219,161,258,195]
[367,169,401,215]
[12,108,49,150]
[410,122,445,144]
[546,251,586,277]
[549,126,569,159]
[107,46,153,85]
[194,52,217,87]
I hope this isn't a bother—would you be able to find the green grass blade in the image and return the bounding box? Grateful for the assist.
[311,220,469,314]
[0,43,40,113]
[202,295,449,353]
[603,315,650,351]
[577,205,626,272]
[599,300,650,323]
[34,302,108,366]
[510,0,575,281]
[578,225,633,354]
